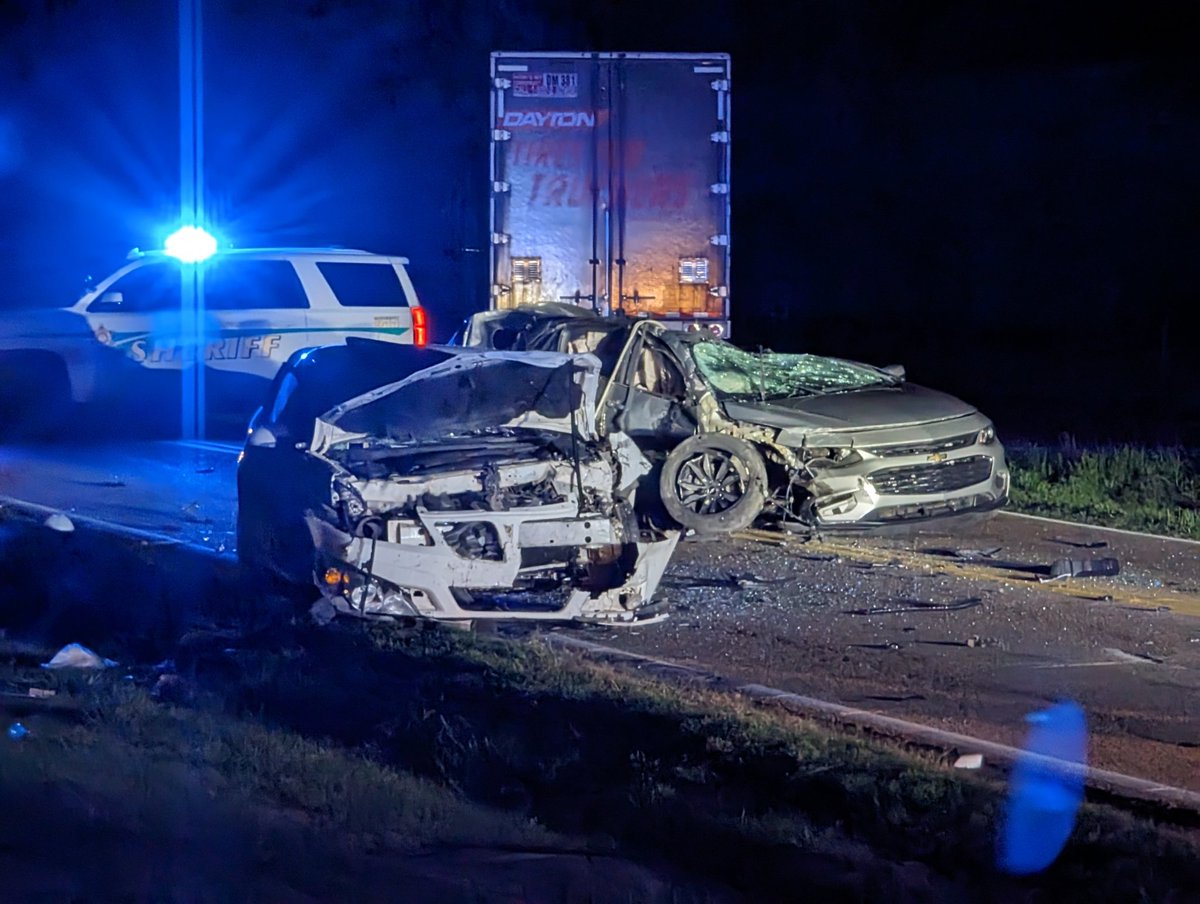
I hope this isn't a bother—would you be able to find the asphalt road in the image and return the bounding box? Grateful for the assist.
[0,439,239,555]
[573,518,1200,791]
[1,439,1197,791]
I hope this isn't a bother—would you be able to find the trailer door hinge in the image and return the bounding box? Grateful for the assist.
[709,183,729,195]
[492,77,511,89]
[491,129,512,141]
[492,180,511,193]
[710,131,729,143]
[710,79,729,92]
[709,234,729,246]
[491,232,510,245]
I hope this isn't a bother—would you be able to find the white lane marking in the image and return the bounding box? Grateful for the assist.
[172,440,243,455]
[0,493,236,560]
[548,634,1200,812]
[999,510,1200,546]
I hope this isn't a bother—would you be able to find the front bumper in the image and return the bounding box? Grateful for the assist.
[306,501,679,624]
[790,434,1010,530]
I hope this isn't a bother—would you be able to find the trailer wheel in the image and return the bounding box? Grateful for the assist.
[659,434,767,535]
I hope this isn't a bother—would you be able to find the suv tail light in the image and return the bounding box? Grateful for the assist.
[411,306,428,347]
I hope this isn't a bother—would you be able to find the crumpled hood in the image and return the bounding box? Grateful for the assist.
[722,382,977,432]
[310,350,602,454]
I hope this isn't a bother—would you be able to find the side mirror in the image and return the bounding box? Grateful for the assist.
[881,364,906,380]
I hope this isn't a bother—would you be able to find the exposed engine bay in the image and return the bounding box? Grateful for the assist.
[303,351,679,624]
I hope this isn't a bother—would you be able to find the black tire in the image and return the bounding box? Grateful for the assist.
[659,434,767,535]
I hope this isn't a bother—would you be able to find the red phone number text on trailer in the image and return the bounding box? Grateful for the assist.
[512,72,579,98]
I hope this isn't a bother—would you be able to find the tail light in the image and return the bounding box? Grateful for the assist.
[411,306,428,347]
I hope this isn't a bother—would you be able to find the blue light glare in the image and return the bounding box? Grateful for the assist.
[164,225,217,262]
[998,700,1087,875]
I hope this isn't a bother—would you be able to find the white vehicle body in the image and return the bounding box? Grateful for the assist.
[302,351,680,624]
[0,247,425,405]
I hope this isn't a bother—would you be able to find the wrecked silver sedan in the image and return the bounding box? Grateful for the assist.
[238,340,678,624]
[462,305,1010,535]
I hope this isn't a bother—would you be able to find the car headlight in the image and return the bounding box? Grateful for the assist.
[977,425,996,445]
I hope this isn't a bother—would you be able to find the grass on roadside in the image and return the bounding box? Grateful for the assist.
[4,622,1199,901]
[1007,442,1200,539]
[360,624,1200,898]
[0,661,556,856]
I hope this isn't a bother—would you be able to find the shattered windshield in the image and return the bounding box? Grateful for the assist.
[690,341,897,400]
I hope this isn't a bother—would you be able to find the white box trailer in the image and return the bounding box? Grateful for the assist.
[489,52,732,337]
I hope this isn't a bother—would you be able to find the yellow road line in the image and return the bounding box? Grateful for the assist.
[734,529,1200,618]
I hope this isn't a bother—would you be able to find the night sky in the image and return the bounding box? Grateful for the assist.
[1,0,1196,443]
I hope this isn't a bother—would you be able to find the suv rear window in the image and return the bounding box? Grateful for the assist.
[206,260,308,310]
[317,262,409,307]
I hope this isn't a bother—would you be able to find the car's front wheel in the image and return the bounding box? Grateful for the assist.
[659,434,767,536]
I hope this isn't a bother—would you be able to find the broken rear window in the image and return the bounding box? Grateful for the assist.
[690,341,896,400]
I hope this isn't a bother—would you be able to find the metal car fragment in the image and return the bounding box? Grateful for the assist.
[1042,557,1122,581]
[304,351,680,624]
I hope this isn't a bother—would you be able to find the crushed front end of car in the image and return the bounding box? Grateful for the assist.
[678,339,1011,531]
[304,351,679,624]
[773,418,1010,528]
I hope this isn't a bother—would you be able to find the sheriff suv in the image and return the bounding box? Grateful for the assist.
[0,247,428,436]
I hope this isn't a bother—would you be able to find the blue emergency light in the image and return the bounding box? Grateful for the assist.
[164,226,217,263]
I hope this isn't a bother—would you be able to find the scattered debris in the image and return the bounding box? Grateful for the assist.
[1041,557,1121,582]
[953,547,1003,559]
[954,753,984,770]
[68,478,126,488]
[181,503,213,525]
[1100,647,1164,665]
[152,673,192,703]
[848,642,902,651]
[27,688,56,699]
[41,643,117,670]
[923,546,1000,560]
[195,466,216,474]
[663,571,794,590]
[7,722,29,741]
[732,572,794,588]
[43,512,75,533]
[848,559,903,570]
[845,597,982,616]
[1051,537,1108,549]
[310,598,338,627]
